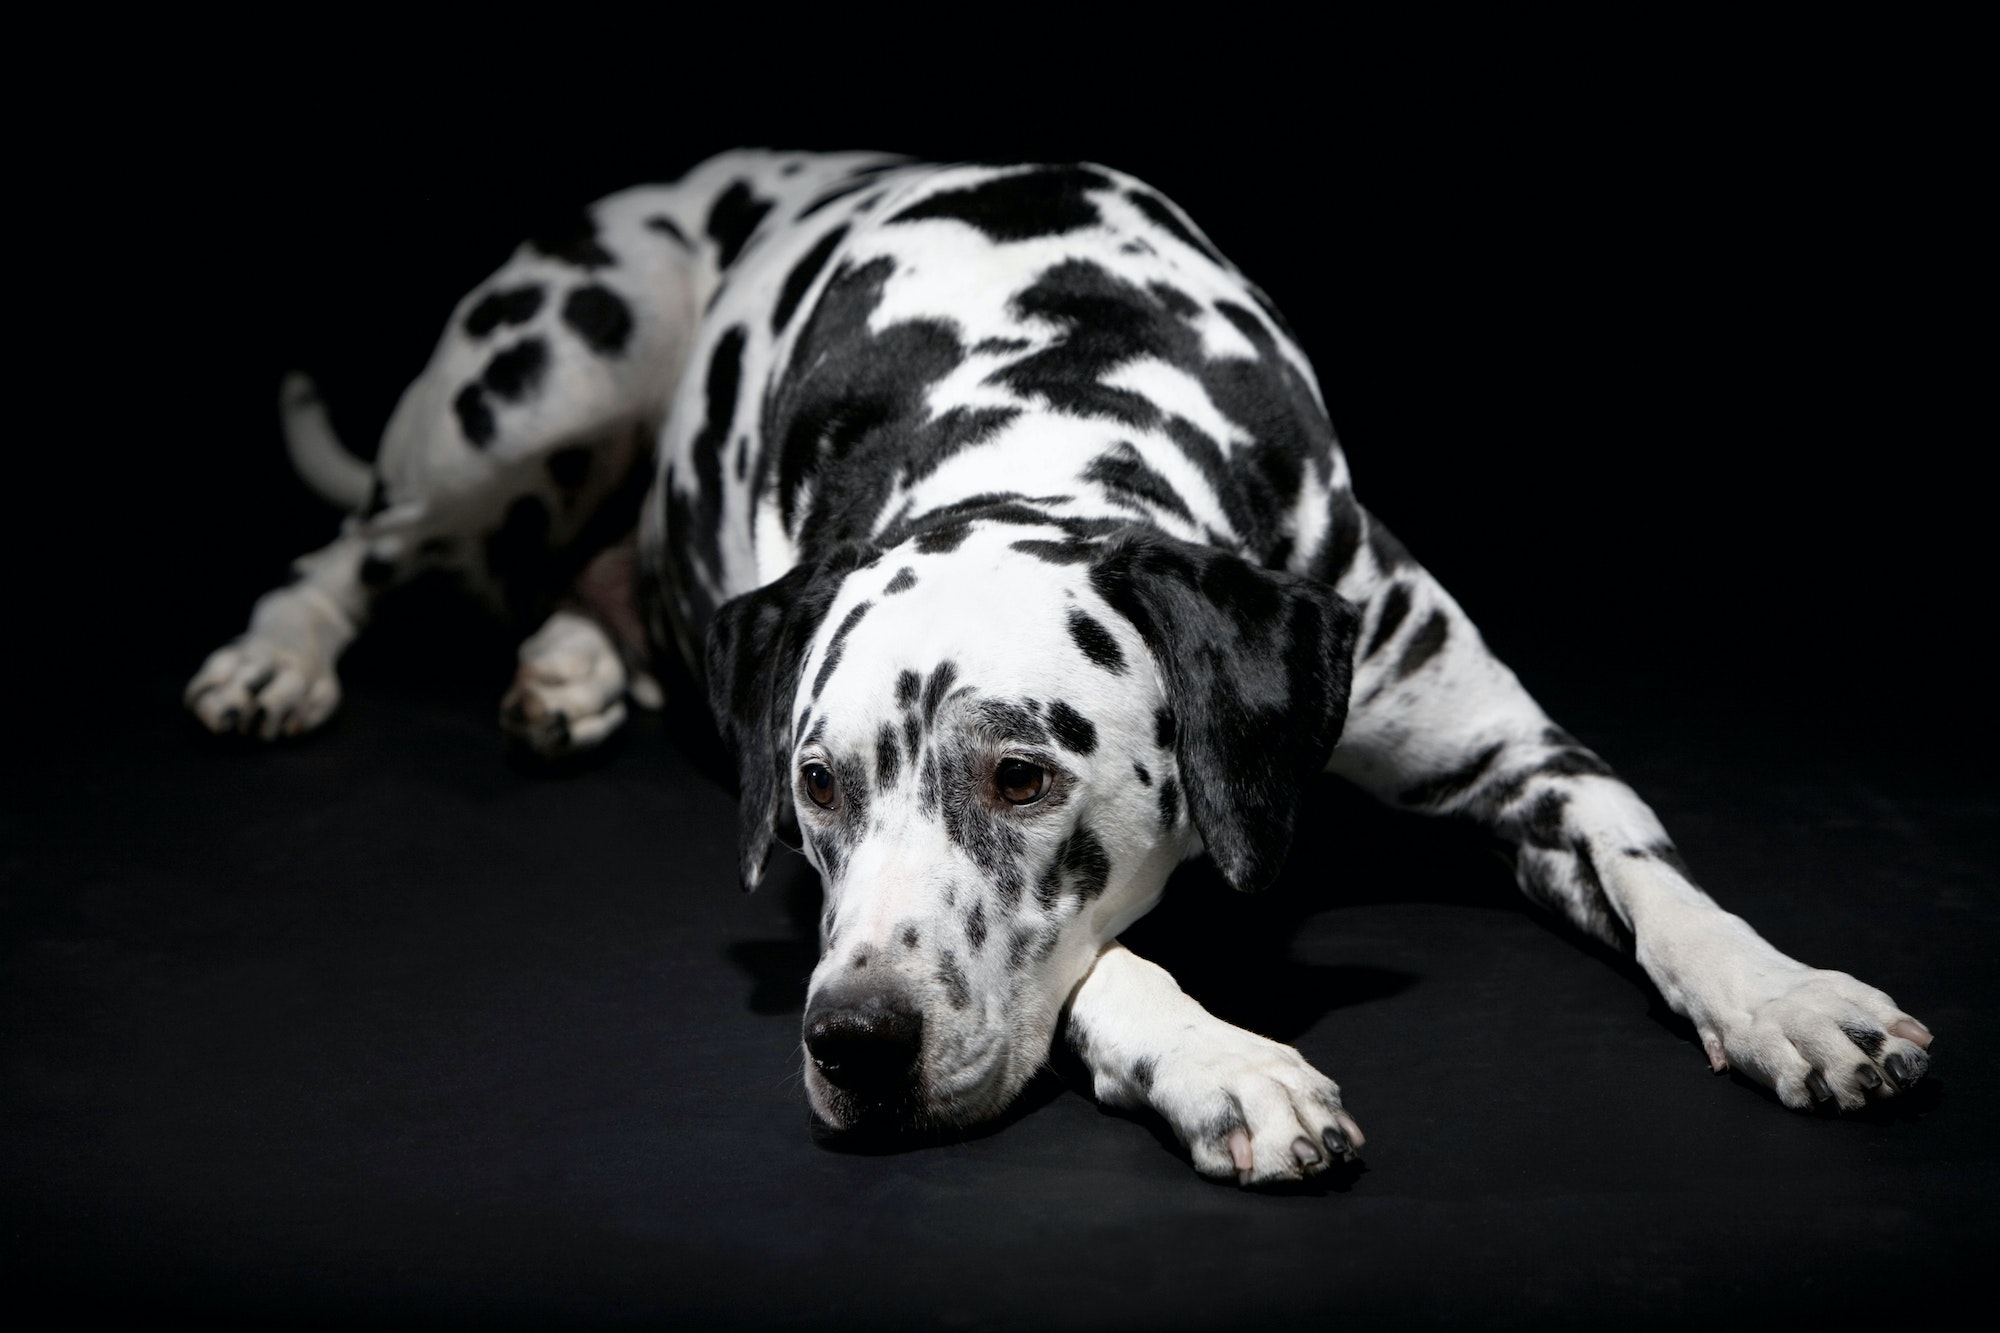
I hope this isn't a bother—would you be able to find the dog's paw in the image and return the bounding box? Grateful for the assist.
[186,639,341,739]
[1140,1031,1363,1186]
[1701,963,1933,1111]
[501,611,630,757]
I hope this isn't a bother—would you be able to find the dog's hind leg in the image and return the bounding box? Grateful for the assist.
[190,185,707,741]
[1319,510,1933,1111]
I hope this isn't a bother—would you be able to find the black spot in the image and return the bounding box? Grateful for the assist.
[1124,188,1224,264]
[974,336,1031,354]
[895,670,922,710]
[1158,777,1180,828]
[1010,538,1095,565]
[888,166,1113,242]
[1308,491,1366,585]
[464,284,544,338]
[1516,790,1571,851]
[1083,441,1194,523]
[1394,610,1450,680]
[1133,763,1151,786]
[546,446,591,493]
[965,900,988,952]
[1045,701,1097,755]
[1061,825,1111,901]
[1006,927,1048,971]
[811,600,872,699]
[454,383,495,446]
[796,708,813,743]
[562,284,634,355]
[1065,608,1127,673]
[773,224,848,335]
[1398,742,1504,809]
[645,215,688,245]
[937,952,970,1010]
[482,339,548,402]
[528,209,616,268]
[1571,837,1605,903]
[358,553,397,587]
[902,925,919,949]
[1839,1021,1886,1059]
[914,522,971,554]
[922,661,959,725]
[1364,584,1412,659]
[1130,1056,1157,1094]
[884,566,917,595]
[685,326,747,590]
[903,715,922,766]
[1154,709,1177,750]
[706,179,774,269]
[876,724,902,789]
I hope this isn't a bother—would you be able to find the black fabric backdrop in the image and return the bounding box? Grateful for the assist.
[9,27,1991,1327]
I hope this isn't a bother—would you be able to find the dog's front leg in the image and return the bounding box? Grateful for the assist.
[1065,942,1363,1185]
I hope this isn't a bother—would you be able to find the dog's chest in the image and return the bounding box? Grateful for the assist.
[647,155,1348,657]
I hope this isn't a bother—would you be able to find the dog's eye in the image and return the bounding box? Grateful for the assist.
[995,758,1049,805]
[802,762,839,809]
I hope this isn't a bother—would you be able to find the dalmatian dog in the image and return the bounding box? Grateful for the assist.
[189,150,1933,1185]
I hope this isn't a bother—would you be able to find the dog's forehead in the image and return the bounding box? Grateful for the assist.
[796,528,1144,741]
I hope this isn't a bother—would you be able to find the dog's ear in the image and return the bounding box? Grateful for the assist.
[705,547,871,891]
[1090,532,1360,894]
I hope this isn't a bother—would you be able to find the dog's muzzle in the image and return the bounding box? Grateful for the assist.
[805,977,926,1120]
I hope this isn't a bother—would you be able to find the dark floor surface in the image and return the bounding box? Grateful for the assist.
[12,31,1992,1328]
[6,634,1993,1327]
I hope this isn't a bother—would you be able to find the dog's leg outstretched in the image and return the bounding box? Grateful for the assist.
[1325,514,1933,1110]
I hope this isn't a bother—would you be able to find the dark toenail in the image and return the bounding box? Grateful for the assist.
[1322,1125,1349,1158]
[1857,1065,1882,1089]
[1885,1052,1923,1088]
[1806,1071,1833,1101]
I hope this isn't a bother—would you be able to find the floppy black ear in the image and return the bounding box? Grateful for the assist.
[705,548,871,891]
[1089,532,1360,894]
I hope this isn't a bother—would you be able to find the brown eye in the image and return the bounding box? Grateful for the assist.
[995,758,1049,805]
[802,763,839,809]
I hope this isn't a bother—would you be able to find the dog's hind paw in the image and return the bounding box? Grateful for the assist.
[186,639,342,739]
[501,611,631,757]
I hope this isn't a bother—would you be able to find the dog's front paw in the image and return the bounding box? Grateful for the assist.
[1702,963,1933,1111]
[186,639,341,739]
[501,611,631,757]
[1137,1032,1364,1186]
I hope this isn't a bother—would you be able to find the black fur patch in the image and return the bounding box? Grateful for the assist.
[454,383,495,446]
[685,326,748,593]
[895,670,922,710]
[528,210,616,268]
[707,180,774,269]
[1158,776,1181,828]
[1010,538,1095,565]
[483,339,548,401]
[922,661,958,724]
[965,900,988,952]
[562,284,634,355]
[1364,584,1412,659]
[464,284,544,338]
[1045,701,1098,755]
[1839,1021,1886,1058]
[914,523,971,554]
[888,166,1113,242]
[810,600,873,699]
[884,566,917,595]
[1134,763,1151,785]
[1084,441,1194,523]
[773,225,848,334]
[1394,609,1450,680]
[1065,609,1127,673]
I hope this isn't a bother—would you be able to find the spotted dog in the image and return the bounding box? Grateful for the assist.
[190,150,1933,1184]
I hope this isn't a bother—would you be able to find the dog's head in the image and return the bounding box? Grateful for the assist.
[707,517,1359,1133]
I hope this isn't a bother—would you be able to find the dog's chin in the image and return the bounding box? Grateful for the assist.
[804,1048,1025,1141]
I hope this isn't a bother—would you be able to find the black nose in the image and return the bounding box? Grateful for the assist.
[805,984,924,1098]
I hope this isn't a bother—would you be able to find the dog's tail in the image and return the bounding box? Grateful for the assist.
[279,372,374,510]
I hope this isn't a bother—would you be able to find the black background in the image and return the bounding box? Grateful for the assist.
[11,24,1993,1327]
